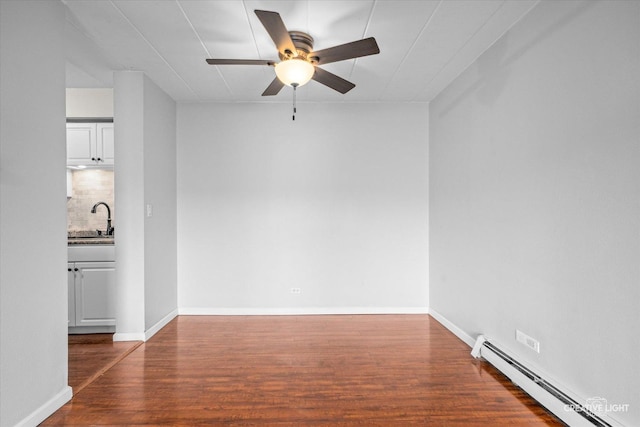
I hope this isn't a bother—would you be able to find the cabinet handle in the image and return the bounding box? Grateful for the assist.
[91,157,96,161]
[74,268,79,272]
[97,157,102,162]
[68,268,72,272]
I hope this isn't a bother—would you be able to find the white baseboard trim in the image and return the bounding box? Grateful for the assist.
[68,325,115,334]
[15,385,72,427]
[145,308,178,341]
[178,306,429,316]
[427,308,475,347]
[113,332,146,342]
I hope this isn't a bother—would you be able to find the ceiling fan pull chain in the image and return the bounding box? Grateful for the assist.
[292,83,298,121]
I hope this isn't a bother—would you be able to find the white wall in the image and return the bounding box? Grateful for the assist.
[143,76,178,330]
[114,71,178,340]
[66,88,113,118]
[0,1,72,425]
[429,1,639,425]
[113,71,146,340]
[177,102,429,313]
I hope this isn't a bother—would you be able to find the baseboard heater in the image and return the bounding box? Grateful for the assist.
[471,335,619,427]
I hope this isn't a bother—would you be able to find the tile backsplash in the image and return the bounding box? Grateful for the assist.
[67,169,114,234]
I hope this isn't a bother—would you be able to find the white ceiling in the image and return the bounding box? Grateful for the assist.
[63,0,538,103]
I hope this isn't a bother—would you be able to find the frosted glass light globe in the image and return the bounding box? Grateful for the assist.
[275,59,315,87]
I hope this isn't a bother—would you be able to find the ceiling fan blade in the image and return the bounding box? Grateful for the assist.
[262,77,285,96]
[206,59,274,66]
[312,67,355,94]
[255,10,296,55]
[310,37,380,65]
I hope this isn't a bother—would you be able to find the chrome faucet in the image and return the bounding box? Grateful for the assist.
[91,202,114,236]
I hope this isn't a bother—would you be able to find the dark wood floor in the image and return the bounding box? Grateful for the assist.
[46,315,564,426]
[68,333,141,395]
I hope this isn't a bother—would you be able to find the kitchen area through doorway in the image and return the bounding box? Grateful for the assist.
[66,88,132,393]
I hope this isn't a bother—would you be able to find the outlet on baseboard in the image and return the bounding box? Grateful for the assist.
[290,288,301,294]
[516,329,540,353]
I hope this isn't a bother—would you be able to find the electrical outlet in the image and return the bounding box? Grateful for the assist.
[290,288,301,294]
[516,329,540,353]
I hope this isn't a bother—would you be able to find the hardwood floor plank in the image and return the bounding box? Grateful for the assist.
[45,315,565,426]
[67,334,142,395]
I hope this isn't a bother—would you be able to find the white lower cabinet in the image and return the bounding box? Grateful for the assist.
[67,261,116,328]
[68,264,76,326]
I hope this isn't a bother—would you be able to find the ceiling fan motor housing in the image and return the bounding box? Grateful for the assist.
[281,31,317,63]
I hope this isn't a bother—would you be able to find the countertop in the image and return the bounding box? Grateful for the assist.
[68,231,114,245]
[68,237,115,245]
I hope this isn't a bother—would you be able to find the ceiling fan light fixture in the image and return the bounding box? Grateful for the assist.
[206,10,380,97]
[275,59,315,87]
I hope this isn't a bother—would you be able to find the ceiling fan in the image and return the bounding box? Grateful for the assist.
[206,10,380,96]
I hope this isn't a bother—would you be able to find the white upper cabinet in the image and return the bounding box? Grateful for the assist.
[66,122,96,164]
[66,122,114,166]
[66,169,73,198]
[96,123,114,165]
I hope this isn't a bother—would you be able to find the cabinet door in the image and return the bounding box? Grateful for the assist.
[75,261,116,327]
[66,123,96,165]
[96,123,114,165]
[66,170,73,198]
[68,264,76,327]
